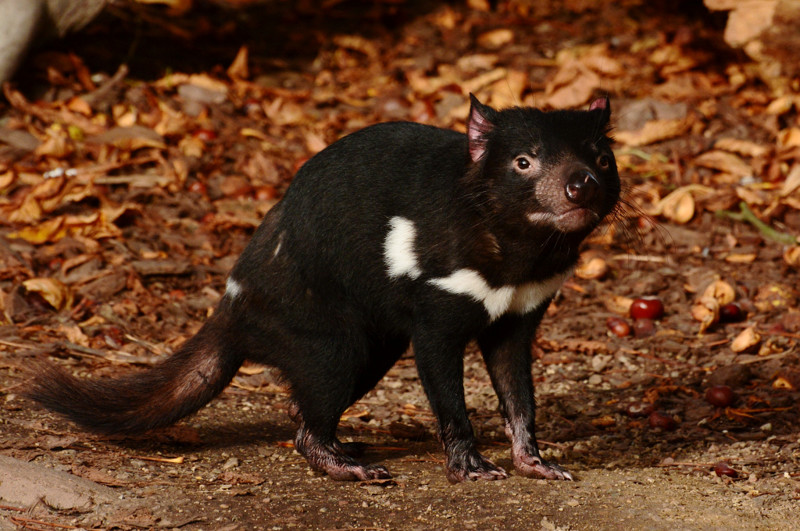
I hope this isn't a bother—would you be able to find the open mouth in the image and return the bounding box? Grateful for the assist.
[527,208,600,232]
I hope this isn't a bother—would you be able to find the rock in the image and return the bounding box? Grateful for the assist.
[706,363,751,388]
[0,455,117,510]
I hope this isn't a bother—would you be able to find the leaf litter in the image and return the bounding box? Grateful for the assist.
[1,0,800,530]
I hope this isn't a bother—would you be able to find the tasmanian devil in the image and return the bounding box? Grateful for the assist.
[29,94,620,483]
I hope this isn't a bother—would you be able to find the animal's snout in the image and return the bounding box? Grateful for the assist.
[564,170,600,206]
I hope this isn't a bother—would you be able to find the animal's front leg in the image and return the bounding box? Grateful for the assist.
[479,313,573,480]
[412,327,507,483]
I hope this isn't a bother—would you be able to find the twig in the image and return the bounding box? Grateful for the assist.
[655,461,715,468]
[8,515,77,530]
[716,201,798,245]
[611,254,668,263]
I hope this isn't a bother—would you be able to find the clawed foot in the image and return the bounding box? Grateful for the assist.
[446,448,508,483]
[295,430,391,481]
[513,449,573,480]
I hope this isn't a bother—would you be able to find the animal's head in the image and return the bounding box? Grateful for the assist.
[466,94,620,237]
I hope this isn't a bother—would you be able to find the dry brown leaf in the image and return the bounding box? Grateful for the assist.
[731,326,761,353]
[714,138,771,158]
[575,257,608,280]
[227,45,249,80]
[614,118,690,147]
[0,171,15,188]
[765,95,796,115]
[544,60,600,109]
[333,35,379,60]
[305,131,327,154]
[694,150,752,178]
[467,0,491,11]
[784,247,800,267]
[580,53,624,77]
[778,128,800,149]
[477,29,514,49]
[659,188,695,224]
[725,253,757,263]
[35,128,73,159]
[23,277,73,311]
[605,294,634,315]
[487,70,527,109]
[58,324,90,346]
[691,296,719,334]
[780,164,800,196]
[8,216,64,243]
[86,126,166,151]
[178,136,204,158]
[702,279,736,305]
[462,67,508,95]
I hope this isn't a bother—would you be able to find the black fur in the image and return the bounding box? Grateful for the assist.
[29,95,619,482]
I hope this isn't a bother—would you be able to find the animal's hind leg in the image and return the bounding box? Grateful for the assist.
[334,334,410,459]
[286,335,395,481]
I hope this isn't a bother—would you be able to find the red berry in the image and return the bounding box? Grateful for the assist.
[193,128,217,142]
[713,462,738,478]
[705,385,735,408]
[606,316,631,337]
[648,410,677,430]
[188,181,207,195]
[630,297,664,320]
[719,302,745,323]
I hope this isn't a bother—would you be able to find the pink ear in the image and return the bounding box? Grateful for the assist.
[589,97,608,111]
[467,95,494,163]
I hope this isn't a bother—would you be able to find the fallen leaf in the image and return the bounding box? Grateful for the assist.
[780,164,800,197]
[575,256,609,280]
[615,118,691,146]
[691,296,719,333]
[333,35,379,60]
[23,277,73,311]
[784,247,800,267]
[731,326,761,353]
[694,150,753,178]
[227,45,249,80]
[702,279,736,305]
[714,138,771,158]
[544,60,600,108]
[605,294,634,315]
[725,252,757,263]
[777,128,800,149]
[477,29,514,49]
[660,188,695,223]
[86,125,166,150]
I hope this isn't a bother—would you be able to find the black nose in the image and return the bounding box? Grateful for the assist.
[564,170,600,206]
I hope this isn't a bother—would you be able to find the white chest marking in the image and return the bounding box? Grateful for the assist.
[428,268,568,321]
[384,216,422,280]
[225,277,243,299]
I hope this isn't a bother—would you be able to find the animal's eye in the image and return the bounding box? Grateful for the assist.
[597,154,611,170]
[515,157,531,170]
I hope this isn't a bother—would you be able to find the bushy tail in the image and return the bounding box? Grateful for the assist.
[27,314,244,435]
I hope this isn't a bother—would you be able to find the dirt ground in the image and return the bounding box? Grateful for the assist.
[1,0,799,529]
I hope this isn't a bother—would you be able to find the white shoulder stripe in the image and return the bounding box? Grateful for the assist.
[428,269,514,320]
[384,216,422,280]
[428,268,568,321]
